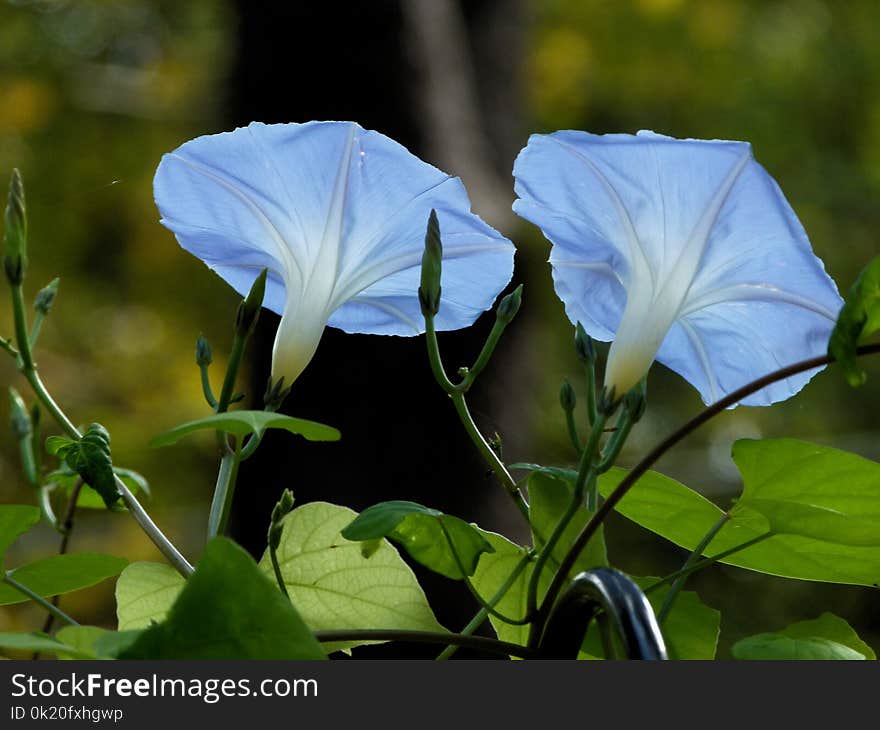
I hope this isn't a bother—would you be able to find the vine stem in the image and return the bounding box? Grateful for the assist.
[3,574,79,627]
[530,343,880,646]
[643,531,775,595]
[424,313,530,521]
[314,629,536,659]
[40,479,84,638]
[207,445,241,540]
[657,512,730,623]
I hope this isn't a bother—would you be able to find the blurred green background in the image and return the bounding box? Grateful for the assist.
[0,0,878,658]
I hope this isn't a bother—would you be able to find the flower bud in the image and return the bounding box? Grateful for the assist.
[574,322,595,364]
[34,278,59,316]
[418,209,443,317]
[496,284,523,325]
[269,488,295,550]
[559,379,576,413]
[195,334,213,367]
[4,169,27,284]
[8,387,31,441]
[235,268,267,337]
[623,378,648,423]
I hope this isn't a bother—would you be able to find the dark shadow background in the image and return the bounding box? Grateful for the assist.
[1,0,879,658]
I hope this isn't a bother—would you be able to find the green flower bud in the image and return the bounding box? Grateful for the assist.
[496,284,523,325]
[418,209,443,317]
[597,385,619,416]
[4,169,27,284]
[195,334,213,367]
[559,378,576,413]
[574,322,595,364]
[269,488,295,550]
[34,278,59,316]
[8,387,31,441]
[623,378,648,423]
[234,268,267,337]
[264,375,291,412]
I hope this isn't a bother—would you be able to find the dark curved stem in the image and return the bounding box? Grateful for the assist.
[536,568,667,660]
[313,630,536,659]
[531,343,880,644]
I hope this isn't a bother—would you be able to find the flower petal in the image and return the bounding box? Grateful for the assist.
[156,121,515,384]
[513,129,842,405]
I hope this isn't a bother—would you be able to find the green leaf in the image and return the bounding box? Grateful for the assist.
[118,537,326,659]
[528,471,607,571]
[47,466,150,510]
[53,423,120,509]
[115,562,185,630]
[470,531,533,648]
[638,578,719,660]
[733,438,880,546]
[0,632,92,659]
[597,466,880,586]
[0,504,40,567]
[0,553,128,605]
[258,502,444,652]
[341,500,495,579]
[778,612,876,658]
[828,256,880,386]
[54,626,107,660]
[45,435,74,456]
[150,411,340,447]
[580,578,720,660]
[732,613,873,661]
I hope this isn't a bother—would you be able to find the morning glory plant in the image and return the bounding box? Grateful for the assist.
[1,122,880,663]
[512,130,843,406]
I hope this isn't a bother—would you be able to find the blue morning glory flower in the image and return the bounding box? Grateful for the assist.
[513,130,843,406]
[154,121,515,384]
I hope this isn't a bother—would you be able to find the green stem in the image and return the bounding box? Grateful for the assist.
[199,364,218,409]
[0,336,18,359]
[596,408,634,474]
[207,442,242,540]
[3,574,78,627]
[424,312,529,521]
[37,484,60,532]
[215,332,247,415]
[437,550,534,660]
[239,431,263,461]
[585,358,597,425]
[40,480,83,639]
[315,629,536,659]
[459,318,506,391]
[424,315,458,394]
[269,540,289,599]
[450,391,529,521]
[657,513,730,623]
[11,284,33,371]
[644,531,775,595]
